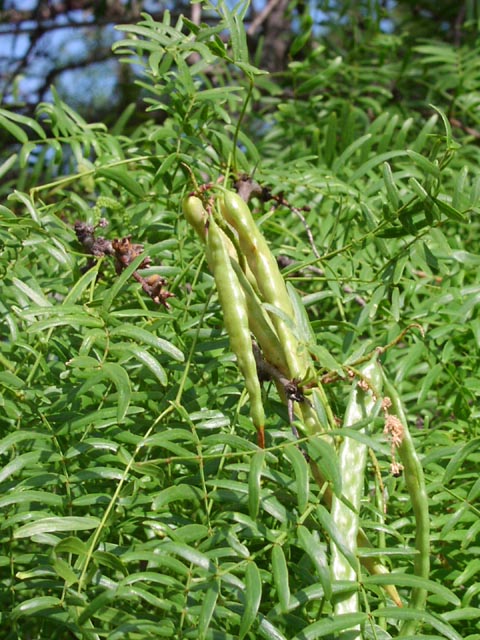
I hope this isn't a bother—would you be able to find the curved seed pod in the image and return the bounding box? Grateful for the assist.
[308,460,402,608]
[220,190,308,380]
[306,445,402,608]
[182,195,208,241]
[207,216,265,447]
[330,359,383,631]
[382,375,430,634]
[230,259,289,377]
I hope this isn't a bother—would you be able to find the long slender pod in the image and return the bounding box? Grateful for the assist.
[220,189,309,380]
[309,458,402,608]
[382,374,430,635]
[230,259,290,377]
[183,194,291,378]
[330,358,383,638]
[206,216,266,447]
[185,191,402,605]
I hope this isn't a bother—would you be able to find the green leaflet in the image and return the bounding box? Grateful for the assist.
[14,516,101,539]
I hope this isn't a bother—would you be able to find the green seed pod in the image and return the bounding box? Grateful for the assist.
[330,359,383,620]
[382,375,430,630]
[206,216,265,447]
[182,195,207,241]
[183,194,261,293]
[302,364,402,608]
[231,259,289,377]
[221,190,308,380]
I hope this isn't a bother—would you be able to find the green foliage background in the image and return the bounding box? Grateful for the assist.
[1,2,479,639]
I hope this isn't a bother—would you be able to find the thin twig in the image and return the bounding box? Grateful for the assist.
[191,2,201,26]
[290,204,321,260]
[450,117,480,140]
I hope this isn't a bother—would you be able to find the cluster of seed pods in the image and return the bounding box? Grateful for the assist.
[183,188,429,629]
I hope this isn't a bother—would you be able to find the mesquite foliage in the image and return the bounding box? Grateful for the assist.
[3,3,476,638]
[183,186,436,636]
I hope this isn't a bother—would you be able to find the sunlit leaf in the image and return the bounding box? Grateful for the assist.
[14,517,101,539]
[239,561,262,639]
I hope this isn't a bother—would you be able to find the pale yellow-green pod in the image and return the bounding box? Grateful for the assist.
[231,260,289,377]
[221,190,308,381]
[330,359,383,624]
[183,194,261,293]
[182,194,208,241]
[206,216,266,447]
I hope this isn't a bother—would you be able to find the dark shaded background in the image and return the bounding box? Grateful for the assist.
[0,1,471,124]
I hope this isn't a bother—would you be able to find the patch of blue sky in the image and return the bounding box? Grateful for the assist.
[6,0,37,9]
[54,58,119,110]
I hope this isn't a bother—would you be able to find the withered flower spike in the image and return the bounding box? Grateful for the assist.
[390,461,404,477]
[74,221,95,246]
[384,414,404,447]
[131,272,175,310]
[382,396,393,411]
[112,236,151,271]
[91,237,114,257]
[74,221,114,257]
[154,290,175,310]
[74,221,173,310]
[358,378,370,392]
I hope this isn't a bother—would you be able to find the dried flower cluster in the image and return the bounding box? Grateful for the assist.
[74,220,174,309]
[382,397,405,477]
[358,377,371,392]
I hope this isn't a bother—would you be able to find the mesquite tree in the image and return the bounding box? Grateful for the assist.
[1,2,479,639]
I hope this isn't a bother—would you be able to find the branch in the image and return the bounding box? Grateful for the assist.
[450,117,480,140]
[0,1,140,27]
[0,0,193,37]
[247,0,283,36]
